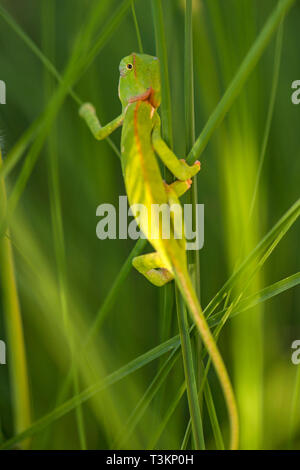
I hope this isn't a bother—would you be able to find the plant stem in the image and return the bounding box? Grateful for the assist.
[184,0,206,448]
[0,150,31,448]
[175,290,205,449]
[131,0,144,53]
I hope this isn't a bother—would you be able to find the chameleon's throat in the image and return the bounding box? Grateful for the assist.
[128,87,157,108]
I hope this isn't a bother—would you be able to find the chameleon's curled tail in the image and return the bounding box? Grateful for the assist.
[173,265,239,450]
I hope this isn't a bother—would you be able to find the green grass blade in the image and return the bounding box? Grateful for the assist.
[0,4,81,104]
[131,0,144,53]
[0,118,41,180]
[148,382,186,449]
[0,334,180,450]
[0,150,31,447]
[249,20,284,218]
[187,0,296,165]
[203,380,225,450]
[209,272,300,327]
[42,1,87,449]
[175,290,205,449]
[113,349,179,449]
[85,238,147,342]
[151,0,173,151]
[77,0,135,82]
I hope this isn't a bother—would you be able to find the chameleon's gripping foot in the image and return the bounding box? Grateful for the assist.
[132,252,174,287]
[178,159,201,179]
[163,179,193,197]
[79,102,96,118]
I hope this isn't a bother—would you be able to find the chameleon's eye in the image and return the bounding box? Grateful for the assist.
[126,63,133,70]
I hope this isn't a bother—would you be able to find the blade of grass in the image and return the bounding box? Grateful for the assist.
[147,382,186,449]
[180,0,205,449]
[151,0,176,434]
[85,238,147,341]
[131,0,144,53]
[248,20,284,219]
[77,0,137,83]
[187,0,296,165]
[209,272,300,327]
[0,3,81,105]
[203,379,225,450]
[151,0,173,152]
[52,238,148,411]
[175,290,205,449]
[0,118,41,180]
[42,1,87,449]
[112,348,180,449]
[152,0,205,449]
[0,149,31,448]
[0,333,180,450]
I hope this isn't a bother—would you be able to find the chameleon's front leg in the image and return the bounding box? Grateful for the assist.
[79,103,124,140]
[152,113,200,181]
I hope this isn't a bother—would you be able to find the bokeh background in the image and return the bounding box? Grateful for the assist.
[0,0,299,450]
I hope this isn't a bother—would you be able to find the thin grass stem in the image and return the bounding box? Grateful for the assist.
[131,0,144,53]
[0,150,31,448]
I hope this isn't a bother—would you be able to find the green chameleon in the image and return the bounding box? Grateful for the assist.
[79,53,239,449]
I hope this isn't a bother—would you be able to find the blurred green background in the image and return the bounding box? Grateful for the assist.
[0,0,299,450]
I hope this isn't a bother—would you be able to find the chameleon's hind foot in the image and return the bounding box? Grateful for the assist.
[164,179,193,198]
[132,252,174,287]
[178,159,201,179]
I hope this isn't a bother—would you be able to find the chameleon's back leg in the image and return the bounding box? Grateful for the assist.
[132,252,174,287]
[133,180,191,286]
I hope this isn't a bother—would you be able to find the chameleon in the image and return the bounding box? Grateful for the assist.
[79,53,239,449]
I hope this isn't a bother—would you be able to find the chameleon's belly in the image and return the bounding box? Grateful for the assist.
[121,101,168,212]
[121,101,186,269]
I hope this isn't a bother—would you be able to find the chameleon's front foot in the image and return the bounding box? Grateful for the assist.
[79,102,96,119]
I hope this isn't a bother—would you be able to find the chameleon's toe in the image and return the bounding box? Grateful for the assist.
[191,160,201,176]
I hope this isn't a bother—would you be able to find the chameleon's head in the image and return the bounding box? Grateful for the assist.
[118,53,161,110]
